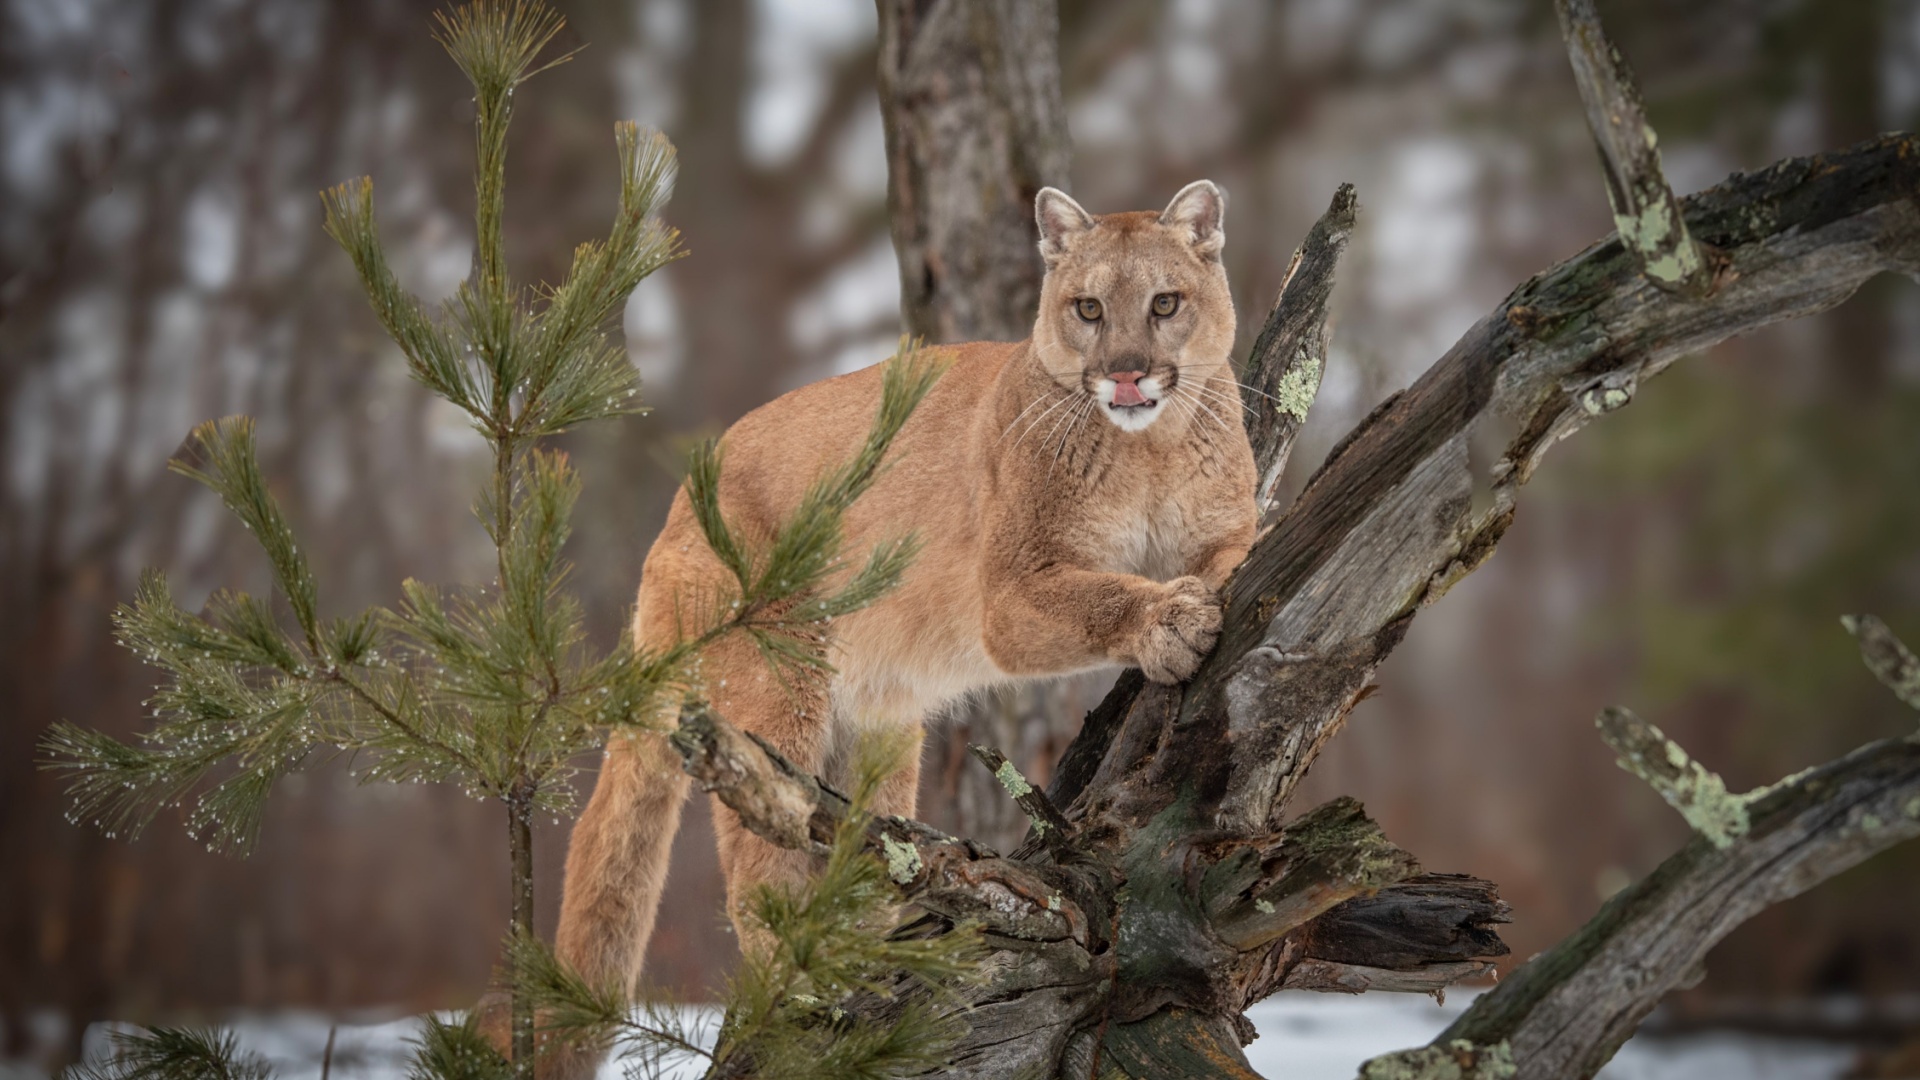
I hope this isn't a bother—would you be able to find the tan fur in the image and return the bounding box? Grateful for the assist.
[554,181,1257,1017]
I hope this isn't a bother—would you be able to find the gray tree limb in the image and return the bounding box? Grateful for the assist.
[1553,0,1711,294]
[1361,618,1920,1079]
[1241,183,1356,515]
[1846,614,1920,714]
[1413,731,1920,1080]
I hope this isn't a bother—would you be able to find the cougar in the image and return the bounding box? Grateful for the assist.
[556,179,1257,1001]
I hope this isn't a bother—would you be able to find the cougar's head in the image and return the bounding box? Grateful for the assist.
[1030,181,1236,435]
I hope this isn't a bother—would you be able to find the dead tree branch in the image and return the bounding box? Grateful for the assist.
[1405,728,1920,1079]
[1364,621,1920,1078]
[967,744,1078,863]
[1553,0,1712,294]
[1242,183,1356,514]
[671,706,1096,945]
[1846,614,1920,714]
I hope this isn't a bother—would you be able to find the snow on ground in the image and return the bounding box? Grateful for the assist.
[1241,992,1858,1079]
[59,992,1858,1080]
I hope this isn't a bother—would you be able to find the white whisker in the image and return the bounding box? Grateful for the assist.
[1233,380,1287,407]
[999,384,1069,443]
[1175,364,1291,409]
[1164,390,1203,432]
[1175,386,1231,438]
[1011,389,1081,449]
[1187,380,1256,416]
[1040,391,1092,460]
[1049,395,1098,481]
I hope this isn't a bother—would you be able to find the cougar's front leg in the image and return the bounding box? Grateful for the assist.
[981,559,1223,684]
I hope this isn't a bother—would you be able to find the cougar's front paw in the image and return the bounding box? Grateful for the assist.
[1132,576,1222,684]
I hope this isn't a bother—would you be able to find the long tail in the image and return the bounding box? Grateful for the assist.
[554,725,693,999]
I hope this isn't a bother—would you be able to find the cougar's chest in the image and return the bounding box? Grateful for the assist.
[1101,489,1192,582]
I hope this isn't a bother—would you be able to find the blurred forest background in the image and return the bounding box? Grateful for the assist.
[5,0,1920,1060]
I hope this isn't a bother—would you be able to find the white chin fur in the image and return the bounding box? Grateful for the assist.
[1095,375,1168,433]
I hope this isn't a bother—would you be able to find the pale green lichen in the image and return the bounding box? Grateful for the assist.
[1046,894,1062,912]
[881,834,922,884]
[1602,709,1749,849]
[1641,250,1691,284]
[1615,201,1674,250]
[1360,1039,1516,1080]
[1904,796,1920,820]
[1748,762,1818,802]
[1274,352,1322,419]
[1861,812,1885,832]
[1254,898,1276,915]
[994,759,1033,798]
[1611,196,1703,285]
[1579,385,1633,415]
[1645,744,1749,849]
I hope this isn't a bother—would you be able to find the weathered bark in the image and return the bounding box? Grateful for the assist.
[1554,0,1710,295]
[1358,616,1920,1080]
[1240,183,1353,516]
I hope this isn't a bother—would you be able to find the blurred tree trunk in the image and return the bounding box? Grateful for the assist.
[873,0,1095,852]
[876,0,1072,344]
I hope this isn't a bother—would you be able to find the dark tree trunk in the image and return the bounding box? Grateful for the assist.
[876,0,1072,345]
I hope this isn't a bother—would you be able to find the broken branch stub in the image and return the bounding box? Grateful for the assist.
[968,743,1077,862]
[1596,706,1748,848]
[1210,796,1420,952]
[1241,183,1355,514]
[1844,614,1920,714]
[1554,0,1711,295]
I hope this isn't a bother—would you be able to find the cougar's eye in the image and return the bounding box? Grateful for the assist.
[1075,298,1103,322]
[1152,292,1180,317]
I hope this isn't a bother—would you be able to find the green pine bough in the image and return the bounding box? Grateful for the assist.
[39,3,965,1079]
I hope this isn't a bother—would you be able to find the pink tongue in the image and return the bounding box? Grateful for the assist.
[1112,380,1149,407]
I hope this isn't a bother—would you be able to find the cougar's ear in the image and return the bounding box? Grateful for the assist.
[1159,179,1226,259]
[1035,187,1094,265]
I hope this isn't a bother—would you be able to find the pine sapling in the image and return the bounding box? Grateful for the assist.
[41,2,947,1076]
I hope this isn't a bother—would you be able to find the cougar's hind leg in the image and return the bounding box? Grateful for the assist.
[867,723,924,821]
[549,517,716,1077]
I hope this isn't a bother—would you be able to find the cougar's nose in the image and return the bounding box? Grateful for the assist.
[1109,370,1146,385]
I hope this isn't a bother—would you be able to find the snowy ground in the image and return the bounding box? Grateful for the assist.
[33,991,1860,1080]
